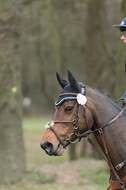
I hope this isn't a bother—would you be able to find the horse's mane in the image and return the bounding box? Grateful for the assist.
[88,85,122,110]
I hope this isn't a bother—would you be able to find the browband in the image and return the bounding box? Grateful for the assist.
[59,93,78,97]
[55,83,86,106]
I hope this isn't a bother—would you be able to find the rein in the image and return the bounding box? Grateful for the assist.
[76,105,126,139]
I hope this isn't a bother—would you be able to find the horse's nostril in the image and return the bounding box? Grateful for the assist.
[40,140,53,155]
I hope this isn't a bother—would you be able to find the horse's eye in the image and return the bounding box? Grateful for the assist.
[65,106,74,113]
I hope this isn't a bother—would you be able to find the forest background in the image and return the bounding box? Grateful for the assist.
[0,0,126,188]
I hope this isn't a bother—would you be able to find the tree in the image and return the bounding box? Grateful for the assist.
[121,0,126,16]
[0,0,26,183]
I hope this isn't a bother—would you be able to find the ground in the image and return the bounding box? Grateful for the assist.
[0,159,109,190]
[0,117,110,190]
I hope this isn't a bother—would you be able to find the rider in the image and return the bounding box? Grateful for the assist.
[113,17,126,106]
[113,17,126,44]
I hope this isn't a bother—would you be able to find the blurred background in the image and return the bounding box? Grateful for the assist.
[0,0,126,189]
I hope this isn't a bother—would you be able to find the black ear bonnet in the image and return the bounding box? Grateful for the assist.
[55,70,82,106]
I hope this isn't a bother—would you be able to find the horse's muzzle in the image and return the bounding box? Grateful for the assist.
[40,140,53,155]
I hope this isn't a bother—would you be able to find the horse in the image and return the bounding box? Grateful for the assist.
[40,70,126,190]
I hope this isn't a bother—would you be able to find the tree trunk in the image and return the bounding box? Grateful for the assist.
[121,0,126,16]
[85,0,106,87]
[69,144,77,160]
[0,1,26,183]
[84,0,106,158]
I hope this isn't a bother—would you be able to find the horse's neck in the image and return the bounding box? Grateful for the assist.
[87,88,126,178]
[87,87,121,128]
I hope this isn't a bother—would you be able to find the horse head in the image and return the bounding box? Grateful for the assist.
[40,70,94,156]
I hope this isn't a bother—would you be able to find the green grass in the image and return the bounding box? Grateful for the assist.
[79,163,109,189]
[92,166,109,185]
[0,187,69,190]
[29,171,56,184]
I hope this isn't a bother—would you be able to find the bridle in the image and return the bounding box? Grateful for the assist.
[49,84,89,148]
[46,84,126,189]
[48,84,126,149]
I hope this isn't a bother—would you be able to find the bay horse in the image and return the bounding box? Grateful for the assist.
[40,70,126,190]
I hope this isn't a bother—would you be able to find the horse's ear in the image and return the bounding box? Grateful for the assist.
[56,72,68,88]
[68,70,80,92]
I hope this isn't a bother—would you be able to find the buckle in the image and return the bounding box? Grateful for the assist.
[115,162,125,170]
[80,84,86,95]
[69,133,78,143]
